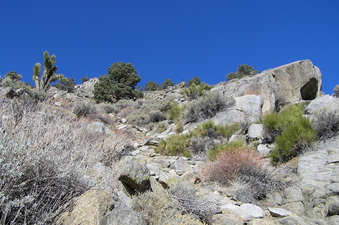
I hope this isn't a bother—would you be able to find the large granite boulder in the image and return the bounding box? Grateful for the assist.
[56,188,115,225]
[212,60,322,114]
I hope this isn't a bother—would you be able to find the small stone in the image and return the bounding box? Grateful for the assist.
[268,207,292,217]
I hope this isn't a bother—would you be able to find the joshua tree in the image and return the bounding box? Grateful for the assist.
[33,51,63,91]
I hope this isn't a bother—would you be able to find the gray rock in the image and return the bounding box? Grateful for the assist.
[281,202,304,217]
[328,203,339,216]
[257,144,274,157]
[221,203,265,221]
[305,95,339,115]
[268,207,292,217]
[118,159,151,196]
[229,134,246,143]
[326,215,339,225]
[284,186,304,203]
[56,188,115,225]
[211,95,263,126]
[327,183,339,194]
[100,202,146,225]
[279,216,308,225]
[248,124,264,140]
[212,214,242,225]
[87,122,115,136]
[213,60,322,114]
[170,157,193,173]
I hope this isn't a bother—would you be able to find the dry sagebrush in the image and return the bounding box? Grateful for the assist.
[0,97,130,224]
[203,147,288,203]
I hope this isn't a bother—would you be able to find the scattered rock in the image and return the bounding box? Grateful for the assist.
[118,158,151,196]
[328,203,339,217]
[283,186,304,203]
[268,207,292,217]
[100,202,146,225]
[221,203,265,221]
[248,124,264,140]
[257,144,274,157]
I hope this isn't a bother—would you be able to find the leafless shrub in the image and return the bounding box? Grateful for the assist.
[203,148,288,203]
[184,92,235,124]
[169,181,217,224]
[73,102,97,118]
[190,136,214,155]
[0,97,128,224]
[311,110,339,140]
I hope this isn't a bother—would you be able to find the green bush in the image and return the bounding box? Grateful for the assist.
[182,82,212,99]
[226,64,259,81]
[263,105,316,165]
[184,92,235,123]
[191,121,240,140]
[187,76,201,87]
[126,111,150,126]
[145,81,160,91]
[52,77,76,93]
[93,62,142,103]
[160,78,175,89]
[156,134,191,157]
[167,101,183,121]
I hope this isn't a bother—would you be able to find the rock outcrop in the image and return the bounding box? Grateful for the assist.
[212,60,322,114]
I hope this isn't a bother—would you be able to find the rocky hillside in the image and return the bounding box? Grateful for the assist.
[0,60,338,225]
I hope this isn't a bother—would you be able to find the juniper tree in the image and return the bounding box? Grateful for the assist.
[33,51,63,91]
[93,62,142,103]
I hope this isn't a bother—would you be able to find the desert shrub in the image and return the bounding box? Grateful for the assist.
[169,181,216,224]
[333,84,339,97]
[126,111,150,126]
[73,102,97,118]
[156,121,168,133]
[184,92,235,123]
[182,83,212,99]
[187,76,201,87]
[207,140,245,160]
[52,77,76,93]
[149,111,167,123]
[167,101,183,121]
[192,121,240,140]
[115,99,133,109]
[311,110,339,140]
[156,134,191,157]
[81,75,89,83]
[175,120,184,133]
[190,136,213,155]
[99,103,119,114]
[203,147,287,203]
[203,147,260,185]
[0,98,129,224]
[263,105,316,165]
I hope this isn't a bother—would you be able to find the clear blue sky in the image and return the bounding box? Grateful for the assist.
[1,0,338,94]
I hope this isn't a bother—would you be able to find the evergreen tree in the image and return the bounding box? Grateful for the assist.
[145,81,159,91]
[93,62,142,103]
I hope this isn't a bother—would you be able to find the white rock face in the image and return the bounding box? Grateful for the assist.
[306,95,339,115]
[213,60,322,114]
